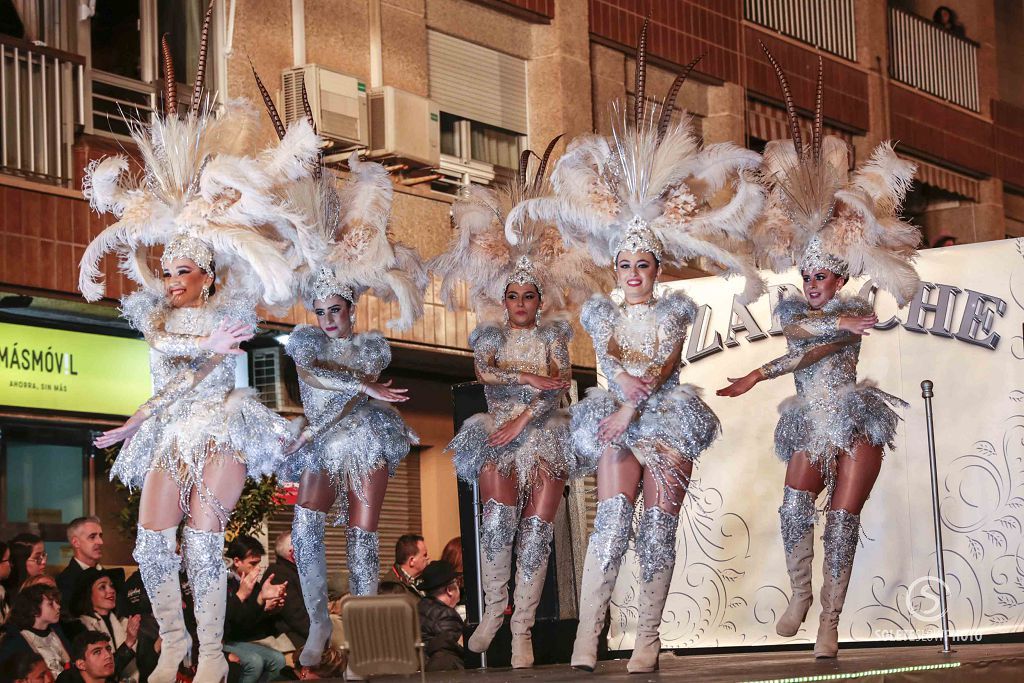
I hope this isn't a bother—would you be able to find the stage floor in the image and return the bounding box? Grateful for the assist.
[367,642,1024,681]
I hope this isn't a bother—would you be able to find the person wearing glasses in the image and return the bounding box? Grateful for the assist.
[7,536,48,600]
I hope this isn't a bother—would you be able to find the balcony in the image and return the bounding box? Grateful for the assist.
[745,0,857,61]
[888,7,979,112]
[0,35,85,187]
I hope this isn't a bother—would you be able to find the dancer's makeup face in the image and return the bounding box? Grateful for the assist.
[314,295,353,339]
[802,268,845,309]
[616,251,659,303]
[162,258,213,309]
[504,283,541,328]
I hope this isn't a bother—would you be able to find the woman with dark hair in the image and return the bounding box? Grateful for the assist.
[932,6,966,37]
[1,651,54,683]
[70,569,139,682]
[0,584,71,678]
[7,535,47,600]
[1,540,12,623]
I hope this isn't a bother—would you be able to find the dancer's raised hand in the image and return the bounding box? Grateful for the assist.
[717,370,764,398]
[363,379,409,402]
[839,314,878,336]
[200,319,254,355]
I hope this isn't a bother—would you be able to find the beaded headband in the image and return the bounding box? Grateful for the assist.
[160,233,214,274]
[800,235,849,277]
[505,255,543,296]
[614,216,664,263]
[310,266,354,303]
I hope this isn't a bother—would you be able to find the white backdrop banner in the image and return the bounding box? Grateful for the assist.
[606,238,1024,650]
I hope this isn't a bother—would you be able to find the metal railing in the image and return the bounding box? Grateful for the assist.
[89,70,158,139]
[889,7,979,112]
[0,35,84,187]
[745,0,857,61]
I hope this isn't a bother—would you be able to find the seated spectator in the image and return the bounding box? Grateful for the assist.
[55,631,116,683]
[266,531,308,654]
[57,518,107,608]
[392,535,428,598]
[0,584,71,678]
[1,650,55,683]
[416,561,465,672]
[8,535,48,599]
[1,540,12,624]
[69,569,139,681]
[224,535,287,683]
[21,576,58,591]
[440,537,465,604]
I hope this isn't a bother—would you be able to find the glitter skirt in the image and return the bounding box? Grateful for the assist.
[774,380,907,464]
[278,399,418,487]
[110,388,294,493]
[448,408,578,490]
[571,382,721,476]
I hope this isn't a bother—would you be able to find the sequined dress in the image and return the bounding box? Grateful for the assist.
[112,290,293,503]
[761,294,906,472]
[447,321,577,490]
[572,290,721,475]
[281,325,417,488]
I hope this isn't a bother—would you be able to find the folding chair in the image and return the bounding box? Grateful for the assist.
[341,594,426,681]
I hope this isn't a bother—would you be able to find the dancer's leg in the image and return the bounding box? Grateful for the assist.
[467,464,519,653]
[135,470,187,683]
[815,441,881,658]
[777,451,825,637]
[293,470,338,669]
[184,454,247,683]
[510,470,565,668]
[346,466,389,596]
[571,447,642,671]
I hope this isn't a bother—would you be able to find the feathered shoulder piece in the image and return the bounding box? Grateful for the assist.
[750,44,921,305]
[430,136,609,322]
[654,289,697,335]
[538,319,574,345]
[468,323,506,353]
[349,330,391,375]
[580,294,619,338]
[79,3,320,309]
[505,19,765,304]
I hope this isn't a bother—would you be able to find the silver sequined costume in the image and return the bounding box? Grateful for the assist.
[281,325,417,490]
[572,290,721,475]
[447,320,577,490]
[112,290,292,510]
[761,294,906,489]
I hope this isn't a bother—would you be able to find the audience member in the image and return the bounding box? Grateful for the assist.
[55,631,116,683]
[224,535,287,683]
[416,561,465,671]
[9,535,48,597]
[392,535,429,598]
[0,651,55,683]
[932,5,965,38]
[0,584,71,678]
[931,234,957,248]
[266,531,309,653]
[21,576,58,590]
[69,569,139,681]
[1,540,12,623]
[57,518,106,607]
[440,537,464,593]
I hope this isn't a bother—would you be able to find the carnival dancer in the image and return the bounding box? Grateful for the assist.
[717,47,921,659]
[78,12,321,683]
[507,22,765,673]
[255,78,427,676]
[430,137,605,668]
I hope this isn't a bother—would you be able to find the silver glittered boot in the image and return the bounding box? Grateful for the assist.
[627,507,678,674]
[133,527,188,683]
[183,527,229,683]
[467,499,517,654]
[510,516,554,669]
[293,505,332,667]
[776,487,817,637]
[570,494,633,672]
[347,526,381,596]
[815,509,859,658]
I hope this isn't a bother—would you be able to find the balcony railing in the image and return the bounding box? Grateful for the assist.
[0,35,84,187]
[89,71,158,139]
[745,0,857,61]
[889,7,979,112]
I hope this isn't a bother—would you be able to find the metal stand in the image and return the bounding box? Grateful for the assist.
[921,380,954,654]
[471,480,488,668]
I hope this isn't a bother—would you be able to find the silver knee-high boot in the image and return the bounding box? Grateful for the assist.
[570,494,633,672]
[627,507,679,673]
[776,487,817,637]
[467,499,518,654]
[347,526,381,596]
[293,505,332,668]
[183,527,229,683]
[134,527,189,683]
[510,515,554,669]
[815,509,859,658]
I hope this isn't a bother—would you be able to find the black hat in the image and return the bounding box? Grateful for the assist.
[418,560,460,593]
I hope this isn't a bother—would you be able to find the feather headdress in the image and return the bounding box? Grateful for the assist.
[79,2,320,308]
[505,19,766,303]
[430,136,611,322]
[751,45,921,304]
[254,73,427,331]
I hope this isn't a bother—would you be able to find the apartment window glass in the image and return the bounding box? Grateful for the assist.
[91,0,142,79]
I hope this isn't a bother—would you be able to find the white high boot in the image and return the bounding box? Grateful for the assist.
[467,499,517,654]
[627,507,679,673]
[815,510,859,658]
[293,505,332,668]
[346,526,380,596]
[133,526,189,683]
[509,516,554,669]
[776,487,817,637]
[183,527,229,683]
[570,494,633,672]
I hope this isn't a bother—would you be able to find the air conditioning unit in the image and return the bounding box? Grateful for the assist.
[367,86,440,167]
[282,65,369,150]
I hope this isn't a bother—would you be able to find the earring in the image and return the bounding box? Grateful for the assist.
[201,284,210,303]
[535,309,542,326]
[350,306,357,328]
[503,309,510,326]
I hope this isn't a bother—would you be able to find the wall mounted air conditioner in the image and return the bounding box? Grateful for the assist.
[367,86,440,168]
[281,65,369,150]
